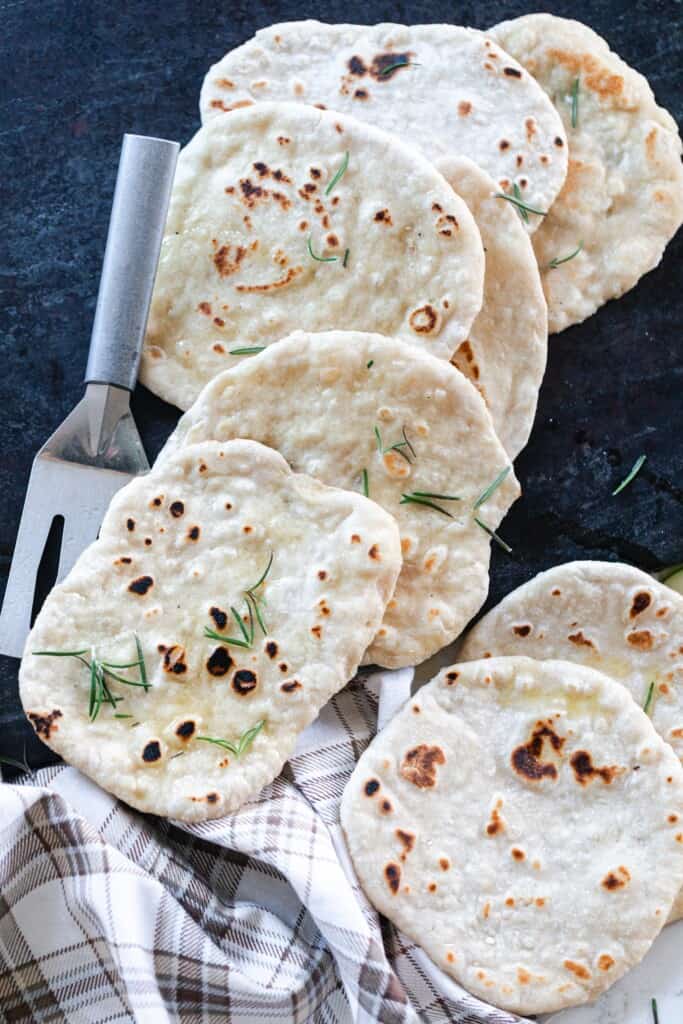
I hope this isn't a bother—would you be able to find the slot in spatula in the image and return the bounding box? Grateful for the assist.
[0,133,179,658]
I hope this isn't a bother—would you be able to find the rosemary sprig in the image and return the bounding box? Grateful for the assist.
[379,60,421,77]
[196,719,265,758]
[411,491,461,501]
[343,248,350,268]
[473,466,511,510]
[473,516,513,554]
[375,425,415,464]
[547,240,584,269]
[34,638,149,722]
[206,555,274,649]
[495,187,547,220]
[570,77,580,129]
[361,468,369,497]
[612,454,646,496]
[230,346,266,355]
[307,236,338,263]
[643,681,656,716]
[114,713,134,719]
[400,493,455,517]
[325,151,349,196]
[366,360,374,369]
[651,997,659,1024]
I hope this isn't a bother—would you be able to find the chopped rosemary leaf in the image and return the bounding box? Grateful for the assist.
[248,552,274,593]
[547,240,584,269]
[495,190,547,219]
[411,491,460,501]
[474,467,511,510]
[203,626,251,648]
[114,713,134,719]
[643,681,656,716]
[33,649,89,657]
[473,516,513,554]
[513,182,529,224]
[651,997,659,1024]
[570,77,580,129]
[307,236,338,263]
[366,359,374,369]
[229,346,266,355]
[612,454,646,496]
[400,493,454,517]
[379,60,421,77]
[197,720,265,758]
[375,424,415,464]
[361,468,369,497]
[343,248,350,268]
[325,151,349,195]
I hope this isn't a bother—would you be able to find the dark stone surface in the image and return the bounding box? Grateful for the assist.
[1,0,681,774]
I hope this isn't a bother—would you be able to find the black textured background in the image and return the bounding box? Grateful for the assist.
[1,0,681,774]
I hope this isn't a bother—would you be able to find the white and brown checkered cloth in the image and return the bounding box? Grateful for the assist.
[0,669,529,1024]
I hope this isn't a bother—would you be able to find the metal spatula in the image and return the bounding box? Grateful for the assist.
[0,134,179,659]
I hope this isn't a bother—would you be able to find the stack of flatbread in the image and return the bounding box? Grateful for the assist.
[18,11,683,1017]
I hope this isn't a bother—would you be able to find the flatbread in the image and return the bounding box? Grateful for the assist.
[200,21,568,229]
[19,440,401,821]
[460,559,683,920]
[140,102,484,411]
[341,656,683,1015]
[437,156,547,459]
[159,331,520,669]
[490,14,683,333]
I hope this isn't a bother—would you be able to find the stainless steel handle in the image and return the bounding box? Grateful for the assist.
[85,134,179,391]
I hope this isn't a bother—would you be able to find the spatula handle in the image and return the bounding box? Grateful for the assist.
[85,134,179,391]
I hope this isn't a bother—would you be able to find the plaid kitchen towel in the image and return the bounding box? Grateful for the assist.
[0,669,527,1024]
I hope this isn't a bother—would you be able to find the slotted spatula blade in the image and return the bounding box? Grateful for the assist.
[0,134,179,659]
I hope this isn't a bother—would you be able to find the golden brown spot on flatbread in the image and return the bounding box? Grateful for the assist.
[186,525,200,541]
[215,77,234,89]
[439,857,450,871]
[396,829,415,860]
[482,902,490,919]
[547,50,624,100]
[457,100,472,116]
[499,139,510,151]
[384,862,401,894]
[564,959,592,980]
[351,533,361,544]
[400,744,446,788]
[169,501,184,518]
[503,65,522,78]
[380,798,393,815]
[142,740,162,763]
[265,641,278,659]
[445,671,459,685]
[412,705,420,714]
[446,952,456,963]
[511,847,525,861]
[162,644,187,675]
[506,897,515,908]
[28,709,62,740]
[209,606,227,630]
[213,243,248,278]
[175,720,196,740]
[128,575,153,596]
[354,88,368,100]
[535,898,546,907]
[627,629,654,650]
[513,624,532,637]
[235,267,303,293]
[317,570,327,580]
[486,800,505,836]
[511,721,565,782]
[368,544,380,561]
[210,99,254,112]
[206,647,233,678]
[598,955,615,971]
[280,679,302,693]
[571,750,622,786]
[197,301,212,315]
[311,625,322,638]
[213,317,224,328]
[517,967,531,984]
[231,669,257,695]
[568,630,594,647]
[525,117,537,140]
[364,778,380,797]
[602,866,631,890]
[630,591,652,617]
[409,305,439,335]
[551,588,561,596]
[126,518,135,531]
[374,208,393,225]
[428,882,437,893]
[668,814,679,824]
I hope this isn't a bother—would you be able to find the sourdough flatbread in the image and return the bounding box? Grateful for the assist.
[140,102,484,410]
[438,156,547,458]
[159,331,520,669]
[491,14,683,333]
[19,441,401,821]
[200,21,568,229]
[341,656,683,1015]
[460,559,683,920]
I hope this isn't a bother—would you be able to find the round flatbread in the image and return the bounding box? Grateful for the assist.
[140,102,484,410]
[159,331,520,669]
[200,21,568,229]
[490,14,683,333]
[341,656,683,1015]
[437,156,547,459]
[460,559,683,920]
[20,440,401,821]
